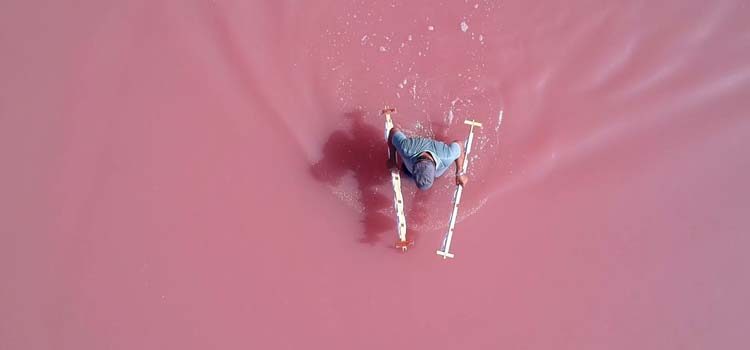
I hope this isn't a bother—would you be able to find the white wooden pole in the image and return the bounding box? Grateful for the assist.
[383,108,409,250]
[437,120,482,259]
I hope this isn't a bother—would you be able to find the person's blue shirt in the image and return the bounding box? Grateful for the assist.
[392,131,461,177]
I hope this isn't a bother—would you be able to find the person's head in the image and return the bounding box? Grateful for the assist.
[413,158,435,190]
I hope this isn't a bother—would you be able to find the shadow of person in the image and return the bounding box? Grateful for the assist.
[310,111,395,245]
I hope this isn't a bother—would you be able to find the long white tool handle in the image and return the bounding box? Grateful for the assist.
[384,113,407,243]
[437,121,481,259]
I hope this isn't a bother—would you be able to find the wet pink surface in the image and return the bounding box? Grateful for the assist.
[2,1,749,349]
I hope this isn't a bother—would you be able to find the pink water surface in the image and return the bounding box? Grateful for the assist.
[2,1,749,349]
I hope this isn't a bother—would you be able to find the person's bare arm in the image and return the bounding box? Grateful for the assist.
[453,141,468,186]
[386,127,401,170]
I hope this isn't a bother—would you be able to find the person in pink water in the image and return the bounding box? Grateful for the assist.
[386,126,469,190]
